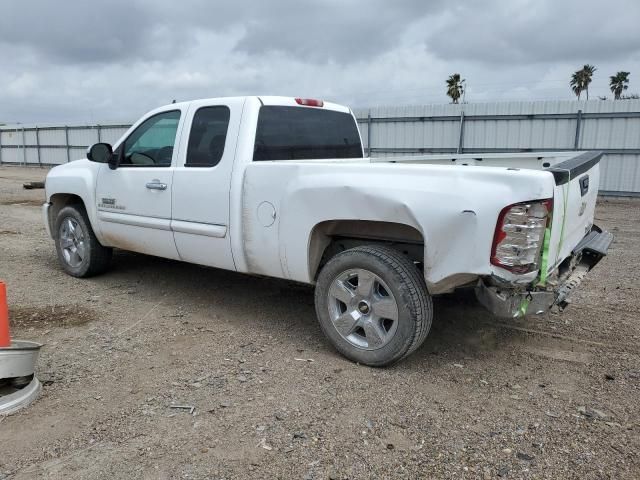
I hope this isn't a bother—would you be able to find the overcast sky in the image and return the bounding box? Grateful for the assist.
[2,0,639,124]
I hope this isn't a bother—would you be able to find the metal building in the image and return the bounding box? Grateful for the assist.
[355,99,640,196]
[1,99,639,195]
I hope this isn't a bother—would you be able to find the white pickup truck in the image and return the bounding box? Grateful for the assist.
[43,96,612,366]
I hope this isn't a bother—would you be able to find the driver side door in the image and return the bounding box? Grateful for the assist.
[95,108,184,260]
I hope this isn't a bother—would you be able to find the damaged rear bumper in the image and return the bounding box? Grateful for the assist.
[476,227,614,318]
[476,286,554,318]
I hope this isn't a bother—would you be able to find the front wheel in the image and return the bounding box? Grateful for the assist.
[54,205,112,278]
[314,245,432,367]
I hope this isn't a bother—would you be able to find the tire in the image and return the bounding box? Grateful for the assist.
[54,204,112,278]
[314,245,432,367]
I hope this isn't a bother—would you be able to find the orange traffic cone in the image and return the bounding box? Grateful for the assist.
[0,281,10,347]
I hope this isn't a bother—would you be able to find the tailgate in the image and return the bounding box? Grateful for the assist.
[545,151,602,272]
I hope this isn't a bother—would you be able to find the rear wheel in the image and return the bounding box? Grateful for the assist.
[314,245,432,366]
[54,205,112,277]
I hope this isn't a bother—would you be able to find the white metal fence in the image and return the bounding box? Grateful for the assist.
[1,100,639,195]
[0,124,130,167]
[354,100,640,196]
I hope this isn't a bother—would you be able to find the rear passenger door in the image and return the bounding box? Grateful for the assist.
[170,98,244,270]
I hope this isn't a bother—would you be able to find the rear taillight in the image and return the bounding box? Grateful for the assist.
[490,199,553,273]
[295,98,324,107]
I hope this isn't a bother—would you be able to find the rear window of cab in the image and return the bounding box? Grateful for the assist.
[253,106,363,161]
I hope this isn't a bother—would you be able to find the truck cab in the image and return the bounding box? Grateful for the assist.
[46,97,362,269]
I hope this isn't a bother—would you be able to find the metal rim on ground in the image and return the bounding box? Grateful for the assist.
[0,377,42,416]
[0,340,43,379]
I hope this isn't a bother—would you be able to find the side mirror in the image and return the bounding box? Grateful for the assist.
[87,143,113,164]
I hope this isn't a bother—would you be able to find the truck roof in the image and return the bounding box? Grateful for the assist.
[160,96,352,114]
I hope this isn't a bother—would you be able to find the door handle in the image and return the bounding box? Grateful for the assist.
[146,180,167,191]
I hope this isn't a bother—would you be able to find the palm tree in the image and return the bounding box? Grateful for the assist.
[570,65,597,100]
[610,71,630,100]
[570,70,584,99]
[446,74,465,104]
[582,64,596,100]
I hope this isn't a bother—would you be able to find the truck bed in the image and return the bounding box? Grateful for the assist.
[370,150,603,283]
[370,150,592,171]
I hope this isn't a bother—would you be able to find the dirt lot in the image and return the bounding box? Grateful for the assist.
[0,166,638,479]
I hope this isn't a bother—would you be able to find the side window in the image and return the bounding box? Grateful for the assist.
[120,110,181,167]
[186,106,231,167]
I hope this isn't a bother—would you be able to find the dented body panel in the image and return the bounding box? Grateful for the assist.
[240,160,554,293]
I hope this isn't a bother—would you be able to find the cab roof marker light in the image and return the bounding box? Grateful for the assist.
[295,98,324,107]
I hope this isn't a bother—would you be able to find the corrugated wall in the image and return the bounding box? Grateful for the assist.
[1,100,639,194]
[355,99,640,195]
[0,125,130,167]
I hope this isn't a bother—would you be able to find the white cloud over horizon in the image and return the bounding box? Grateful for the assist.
[2,0,639,124]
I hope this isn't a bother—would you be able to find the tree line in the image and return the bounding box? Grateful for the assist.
[445,68,635,103]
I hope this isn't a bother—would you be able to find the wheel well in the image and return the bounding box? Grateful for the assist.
[48,193,85,233]
[308,220,424,280]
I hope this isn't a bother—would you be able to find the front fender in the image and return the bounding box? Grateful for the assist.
[45,160,104,242]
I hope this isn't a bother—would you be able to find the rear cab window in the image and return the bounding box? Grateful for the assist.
[253,106,363,161]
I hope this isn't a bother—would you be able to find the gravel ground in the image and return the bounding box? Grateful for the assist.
[0,166,638,479]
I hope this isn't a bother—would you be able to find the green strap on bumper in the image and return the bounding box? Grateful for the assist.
[518,226,552,317]
[517,296,530,318]
[537,227,551,287]
[554,184,569,267]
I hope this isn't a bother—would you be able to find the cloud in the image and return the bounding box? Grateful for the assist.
[232,0,446,61]
[0,1,158,63]
[1,0,639,124]
[422,0,640,64]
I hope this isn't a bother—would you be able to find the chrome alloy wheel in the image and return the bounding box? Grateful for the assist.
[327,268,399,350]
[59,217,86,268]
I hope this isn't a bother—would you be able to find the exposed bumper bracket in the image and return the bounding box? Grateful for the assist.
[476,227,613,318]
[475,283,555,318]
